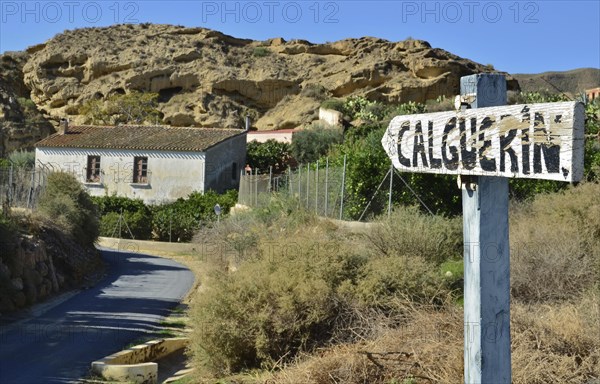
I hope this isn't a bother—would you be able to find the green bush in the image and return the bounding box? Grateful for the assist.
[38,172,99,246]
[246,139,292,174]
[99,211,153,240]
[92,195,152,239]
[8,150,35,168]
[152,190,237,242]
[252,47,271,57]
[320,98,345,112]
[291,125,343,164]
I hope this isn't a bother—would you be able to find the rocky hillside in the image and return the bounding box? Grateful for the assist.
[0,53,54,157]
[513,68,599,96]
[3,24,520,135]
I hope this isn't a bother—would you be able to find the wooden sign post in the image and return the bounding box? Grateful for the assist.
[382,73,585,384]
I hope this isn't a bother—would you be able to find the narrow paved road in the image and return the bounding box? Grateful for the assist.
[0,247,194,384]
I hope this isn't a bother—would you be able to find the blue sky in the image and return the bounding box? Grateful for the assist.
[1,1,599,74]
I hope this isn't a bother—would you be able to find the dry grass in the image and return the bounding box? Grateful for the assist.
[182,184,600,383]
[265,294,599,384]
[512,295,600,384]
[510,182,600,302]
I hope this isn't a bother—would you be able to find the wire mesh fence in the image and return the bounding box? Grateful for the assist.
[238,156,350,220]
[0,165,50,211]
[238,155,436,222]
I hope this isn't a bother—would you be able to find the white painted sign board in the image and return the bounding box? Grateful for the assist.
[382,73,587,384]
[382,101,585,182]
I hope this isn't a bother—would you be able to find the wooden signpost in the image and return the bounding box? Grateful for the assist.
[381,74,585,384]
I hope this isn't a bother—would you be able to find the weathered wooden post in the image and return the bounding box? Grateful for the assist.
[460,74,510,384]
[381,73,585,384]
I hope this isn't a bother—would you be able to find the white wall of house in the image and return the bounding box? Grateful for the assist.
[205,134,247,192]
[35,147,206,204]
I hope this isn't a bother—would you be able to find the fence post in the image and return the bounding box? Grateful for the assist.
[28,169,35,209]
[298,165,301,198]
[388,162,393,217]
[315,160,319,215]
[339,154,347,220]
[306,163,310,209]
[254,168,258,206]
[269,166,273,193]
[8,163,13,207]
[288,166,292,197]
[325,158,329,217]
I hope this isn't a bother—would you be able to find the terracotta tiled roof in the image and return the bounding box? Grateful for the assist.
[35,125,246,152]
[247,129,297,134]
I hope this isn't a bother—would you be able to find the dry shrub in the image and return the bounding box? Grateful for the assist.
[510,182,600,302]
[188,190,600,383]
[269,305,464,384]
[190,214,363,376]
[268,296,599,384]
[366,206,463,265]
[512,294,600,384]
[189,205,456,378]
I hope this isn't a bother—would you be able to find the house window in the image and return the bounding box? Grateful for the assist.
[231,162,238,180]
[86,155,101,182]
[133,156,148,183]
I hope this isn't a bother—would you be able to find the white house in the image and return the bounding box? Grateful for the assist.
[35,122,246,204]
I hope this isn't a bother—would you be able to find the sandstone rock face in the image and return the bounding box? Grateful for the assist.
[1,52,55,156]
[19,24,518,131]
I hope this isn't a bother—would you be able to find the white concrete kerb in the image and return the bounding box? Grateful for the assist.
[91,337,188,384]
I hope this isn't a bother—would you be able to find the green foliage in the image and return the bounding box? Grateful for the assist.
[342,96,380,121]
[252,47,271,57]
[152,190,238,242]
[328,127,390,219]
[92,195,152,239]
[80,91,161,125]
[328,105,461,218]
[320,98,345,112]
[384,100,427,121]
[17,97,36,110]
[16,97,47,126]
[291,126,343,164]
[92,194,148,215]
[92,191,237,242]
[338,96,426,124]
[38,172,99,246]
[246,139,292,174]
[8,150,35,168]
[0,158,10,168]
[512,91,570,104]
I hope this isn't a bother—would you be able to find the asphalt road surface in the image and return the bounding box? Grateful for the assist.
[0,246,194,384]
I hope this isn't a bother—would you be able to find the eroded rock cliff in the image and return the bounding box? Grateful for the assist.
[18,24,518,131]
